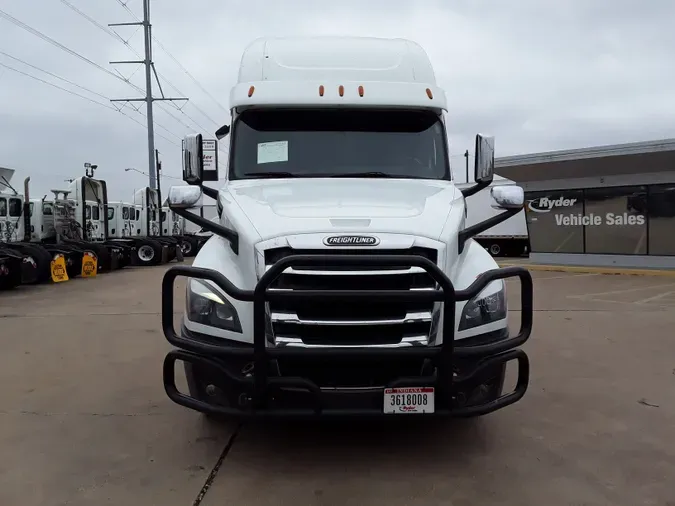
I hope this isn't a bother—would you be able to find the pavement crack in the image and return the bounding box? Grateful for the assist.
[0,410,167,417]
[192,422,243,506]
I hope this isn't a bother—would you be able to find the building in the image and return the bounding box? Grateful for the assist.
[495,138,675,269]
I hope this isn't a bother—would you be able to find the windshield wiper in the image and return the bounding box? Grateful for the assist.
[242,171,297,178]
[327,172,393,178]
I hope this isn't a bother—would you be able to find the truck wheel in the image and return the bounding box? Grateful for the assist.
[135,241,162,266]
[489,243,501,256]
[181,237,199,257]
[18,244,51,283]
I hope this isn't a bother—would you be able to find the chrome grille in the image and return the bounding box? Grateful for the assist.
[264,247,438,347]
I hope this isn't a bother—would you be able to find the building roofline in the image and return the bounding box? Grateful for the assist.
[495,137,675,168]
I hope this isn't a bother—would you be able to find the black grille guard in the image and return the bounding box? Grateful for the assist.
[161,255,534,417]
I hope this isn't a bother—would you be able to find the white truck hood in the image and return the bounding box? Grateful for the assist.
[223,178,460,241]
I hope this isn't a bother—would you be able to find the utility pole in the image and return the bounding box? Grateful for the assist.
[109,0,188,190]
[464,149,470,183]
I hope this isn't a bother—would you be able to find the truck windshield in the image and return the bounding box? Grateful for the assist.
[229,109,450,180]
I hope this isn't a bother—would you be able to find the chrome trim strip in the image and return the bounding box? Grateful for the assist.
[271,311,432,326]
[274,335,429,348]
[268,286,436,292]
[264,265,427,276]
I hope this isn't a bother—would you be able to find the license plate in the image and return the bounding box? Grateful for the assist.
[383,387,435,414]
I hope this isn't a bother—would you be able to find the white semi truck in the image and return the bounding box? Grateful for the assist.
[457,176,529,257]
[160,36,534,420]
[1,170,100,286]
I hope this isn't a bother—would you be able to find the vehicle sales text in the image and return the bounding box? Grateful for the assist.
[555,213,645,226]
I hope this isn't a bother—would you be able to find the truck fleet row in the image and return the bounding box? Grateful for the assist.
[0,167,211,290]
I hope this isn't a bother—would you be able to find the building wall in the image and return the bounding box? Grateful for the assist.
[494,139,675,268]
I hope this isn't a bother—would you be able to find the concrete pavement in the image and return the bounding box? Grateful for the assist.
[1,264,674,505]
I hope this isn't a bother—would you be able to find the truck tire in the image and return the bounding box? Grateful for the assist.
[135,240,162,266]
[488,243,501,256]
[0,249,23,290]
[180,236,199,257]
[17,244,52,283]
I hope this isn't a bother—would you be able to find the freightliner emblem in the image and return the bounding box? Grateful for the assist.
[323,235,380,246]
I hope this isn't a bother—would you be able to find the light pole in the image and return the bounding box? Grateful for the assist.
[125,167,145,176]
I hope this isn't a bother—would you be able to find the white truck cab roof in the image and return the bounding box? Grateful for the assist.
[231,36,447,111]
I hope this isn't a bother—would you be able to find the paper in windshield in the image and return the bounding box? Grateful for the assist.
[257,141,288,164]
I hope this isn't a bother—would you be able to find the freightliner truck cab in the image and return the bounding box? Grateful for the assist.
[161,36,534,420]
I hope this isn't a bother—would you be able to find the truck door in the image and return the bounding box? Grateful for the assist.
[29,201,40,241]
[7,197,23,242]
[149,208,159,236]
[0,197,8,242]
[107,206,117,237]
[122,206,132,237]
[42,202,55,240]
[161,210,168,235]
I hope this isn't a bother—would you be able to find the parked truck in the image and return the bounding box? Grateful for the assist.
[1,169,91,286]
[124,187,181,265]
[457,176,529,257]
[160,36,534,420]
[159,204,212,257]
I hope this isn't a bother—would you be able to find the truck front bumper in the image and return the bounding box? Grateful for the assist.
[161,255,534,419]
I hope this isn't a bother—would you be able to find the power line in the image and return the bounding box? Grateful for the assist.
[58,0,219,130]
[0,60,179,148]
[55,0,219,139]
[0,61,115,111]
[0,51,181,141]
[109,0,189,189]
[0,7,140,91]
[113,0,228,114]
[0,50,110,101]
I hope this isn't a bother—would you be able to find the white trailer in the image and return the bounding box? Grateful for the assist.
[457,176,529,257]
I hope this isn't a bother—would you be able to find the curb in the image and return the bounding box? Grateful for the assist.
[497,262,675,277]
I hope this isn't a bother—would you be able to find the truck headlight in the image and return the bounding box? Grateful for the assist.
[186,279,242,333]
[458,282,507,331]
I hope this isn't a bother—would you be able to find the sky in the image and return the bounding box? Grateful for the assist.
[1,0,674,200]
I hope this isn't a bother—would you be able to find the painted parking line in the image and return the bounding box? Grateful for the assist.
[567,282,675,300]
[535,273,600,280]
[634,290,675,305]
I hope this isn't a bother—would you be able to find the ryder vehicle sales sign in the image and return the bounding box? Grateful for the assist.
[527,197,646,226]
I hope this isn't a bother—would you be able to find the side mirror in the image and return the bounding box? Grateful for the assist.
[215,124,230,140]
[490,185,524,210]
[182,133,204,185]
[474,134,495,184]
[167,185,202,209]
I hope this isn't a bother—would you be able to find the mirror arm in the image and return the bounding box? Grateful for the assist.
[198,184,219,200]
[170,206,239,255]
[458,207,521,255]
[460,179,491,198]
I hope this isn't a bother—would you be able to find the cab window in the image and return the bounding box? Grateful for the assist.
[161,211,167,222]
[29,202,34,217]
[92,206,100,220]
[43,203,53,216]
[9,198,22,217]
[107,207,115,220]
[85,205,91,219]
[0,198,7,217]
[122,207,129,220]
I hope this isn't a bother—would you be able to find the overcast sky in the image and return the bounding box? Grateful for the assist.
[1,0,673,200]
